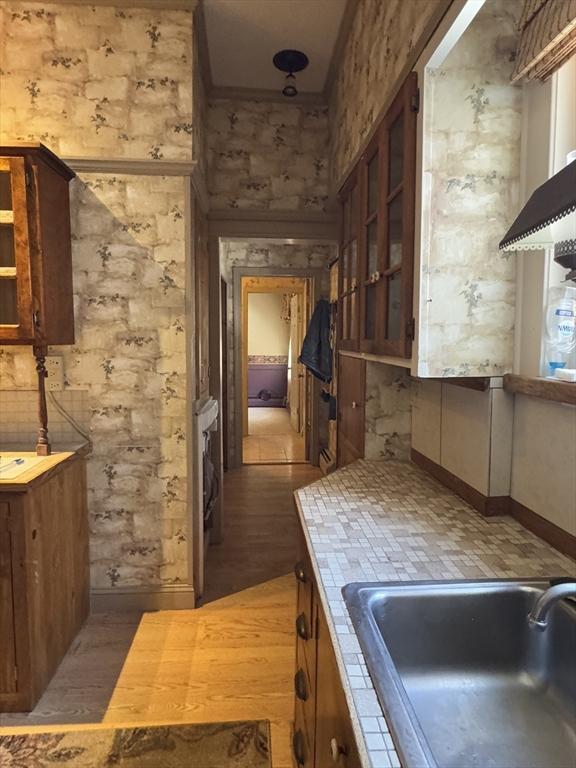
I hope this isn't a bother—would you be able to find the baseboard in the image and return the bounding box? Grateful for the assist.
[91,584,196,612]
[410,449,508,517]
[411,449,576,561]
[509,499,576,561]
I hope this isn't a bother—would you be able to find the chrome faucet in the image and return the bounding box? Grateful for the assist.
[527,581,576,630]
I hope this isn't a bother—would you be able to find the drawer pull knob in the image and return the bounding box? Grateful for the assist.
[330,737,348,763]
[293,730,306,766]
[294,668,308,701]
[294,561,307,583]
[296,612,309,640]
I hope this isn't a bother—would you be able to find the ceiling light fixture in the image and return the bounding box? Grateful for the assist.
[273,49,309,98]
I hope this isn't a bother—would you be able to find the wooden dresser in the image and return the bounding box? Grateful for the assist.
[0,451,89,712]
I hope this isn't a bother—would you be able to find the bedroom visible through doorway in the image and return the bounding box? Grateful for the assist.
[241,276,310,464]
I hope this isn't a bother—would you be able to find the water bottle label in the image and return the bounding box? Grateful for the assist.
[555,309,574,317]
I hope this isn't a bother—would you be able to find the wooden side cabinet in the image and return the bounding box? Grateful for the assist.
[0,143,75,346]
[293,516,361,767]
[0,455,89,712]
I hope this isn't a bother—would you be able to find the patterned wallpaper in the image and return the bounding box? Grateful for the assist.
[364,362,412,461]
[220,240,336,466]
[419,0,521,377]
[0,1,199,594]
[1,174,188,589]
[207,99,330,211]
[0,1,194,160]
[329,0,442,185]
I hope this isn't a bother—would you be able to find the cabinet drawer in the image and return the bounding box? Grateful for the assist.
[294,693,315,767]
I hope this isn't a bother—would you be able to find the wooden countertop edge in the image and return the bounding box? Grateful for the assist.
[0,451,81,492]
[503,373,576,406]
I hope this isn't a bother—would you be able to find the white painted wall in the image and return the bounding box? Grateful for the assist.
[510,396,576,535]
[247,293,290,357]
[412,379,513,496]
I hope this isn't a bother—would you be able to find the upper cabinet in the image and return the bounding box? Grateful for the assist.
[0,144,75,347]
[336,1,524,379]
[338,74,418,360]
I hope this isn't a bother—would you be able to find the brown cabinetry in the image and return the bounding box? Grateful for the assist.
[293,518,361,767]
[0,144,75,346]
[337,73,418,359]
[0,455,89,712]
[337,354,365,468]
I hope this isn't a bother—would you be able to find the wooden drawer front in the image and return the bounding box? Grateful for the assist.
[294,692,315,767]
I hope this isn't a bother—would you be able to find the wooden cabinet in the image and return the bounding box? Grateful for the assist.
[0,455,89,712]
[0,144,75,346]
[337,73,417,360]
[293,518,361,768]
[337,354,365,468]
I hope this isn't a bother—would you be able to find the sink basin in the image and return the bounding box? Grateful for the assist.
[343,579,576,768]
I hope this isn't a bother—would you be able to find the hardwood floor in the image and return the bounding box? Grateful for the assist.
[203,463,321,604]
[0,577,297,768]
[0,463,322,768]
[243,407,306,464]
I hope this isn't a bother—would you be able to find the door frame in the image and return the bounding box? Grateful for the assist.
[233,266,325,469]
[240,275,308,453]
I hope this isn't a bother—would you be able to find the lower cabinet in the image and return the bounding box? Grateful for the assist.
[336,354,365,468]
[0,455,90,712]
[293,515,361,767]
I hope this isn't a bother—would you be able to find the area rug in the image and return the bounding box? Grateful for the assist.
[0,721,271,768]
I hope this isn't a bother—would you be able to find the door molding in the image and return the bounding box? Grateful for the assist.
[232,266,325,469]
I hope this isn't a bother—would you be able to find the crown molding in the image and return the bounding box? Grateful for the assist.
[209,85,326,106]
[323,0,360,103]
[12,0,198,8]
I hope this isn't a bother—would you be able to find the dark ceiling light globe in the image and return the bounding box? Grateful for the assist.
[273,49,309,98]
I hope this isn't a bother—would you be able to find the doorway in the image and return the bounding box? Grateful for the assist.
[241,275,311,464]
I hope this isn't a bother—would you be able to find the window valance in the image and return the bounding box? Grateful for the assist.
[512,0,576,82]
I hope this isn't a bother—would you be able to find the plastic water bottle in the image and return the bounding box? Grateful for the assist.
[544,285,576,376]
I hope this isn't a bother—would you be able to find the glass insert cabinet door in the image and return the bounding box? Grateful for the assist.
[354,71,418,359]
[338,171,360,350]
[0,156,34,342]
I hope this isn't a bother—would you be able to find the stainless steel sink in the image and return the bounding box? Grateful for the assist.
[343,579,576,768]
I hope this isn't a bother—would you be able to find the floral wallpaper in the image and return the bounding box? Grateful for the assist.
[0,1,194,160]
[2,174,189,590]
[220,239,336,466]
[329,0,442,184]
[207,99,330,211]
[418,0,521,377]
[364,362,412,461]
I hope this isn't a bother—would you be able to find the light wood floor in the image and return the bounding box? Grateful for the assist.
[0,577,297,767]
[243,407,306,464]
[203,463,321,604]
[0,464,322,768]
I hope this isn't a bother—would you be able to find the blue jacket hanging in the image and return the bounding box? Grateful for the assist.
[298,299,332,383]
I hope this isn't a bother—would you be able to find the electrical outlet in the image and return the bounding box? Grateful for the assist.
[45,356,64,391]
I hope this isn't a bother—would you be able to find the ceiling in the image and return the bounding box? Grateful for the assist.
[202,0,349,94]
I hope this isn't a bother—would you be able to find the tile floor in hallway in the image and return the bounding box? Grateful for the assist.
[243,407,306,464]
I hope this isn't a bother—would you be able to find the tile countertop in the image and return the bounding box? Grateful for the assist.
[294,459,575,768]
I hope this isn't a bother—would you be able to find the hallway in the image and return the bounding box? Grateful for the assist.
[203,463,321,604]
[243,407,306,464]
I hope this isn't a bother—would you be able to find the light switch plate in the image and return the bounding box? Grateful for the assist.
[45,356,64,391]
